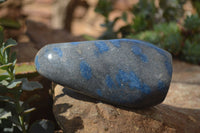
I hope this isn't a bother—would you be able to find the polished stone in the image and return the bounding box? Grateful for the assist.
[35,39,173,108]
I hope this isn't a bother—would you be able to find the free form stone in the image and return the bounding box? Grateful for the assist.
[35,39,173,108]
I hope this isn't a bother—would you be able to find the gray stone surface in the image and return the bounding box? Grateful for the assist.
[35,39,172,108]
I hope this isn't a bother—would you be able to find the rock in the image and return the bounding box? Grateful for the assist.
[53,84,200,133]
[35,39,172,108]
[164,60,200,109]
[12,42,38,62]
[26,20,85,49]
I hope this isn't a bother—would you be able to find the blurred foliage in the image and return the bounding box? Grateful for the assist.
[0,18,21,29]
[130,22,183,55]
[95,0,118,39]
[191,0,200,15]
[0,0,21,30]
[0,0,6,4]
[95,0,200,64]
[95,0,113,19]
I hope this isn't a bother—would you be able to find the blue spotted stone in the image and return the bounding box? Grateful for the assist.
[35,39,173,108]
[80,60,92,80]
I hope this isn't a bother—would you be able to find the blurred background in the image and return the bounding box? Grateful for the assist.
[0,0,199,64]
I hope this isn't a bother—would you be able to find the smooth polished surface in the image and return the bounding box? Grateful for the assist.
[35,39,173,108]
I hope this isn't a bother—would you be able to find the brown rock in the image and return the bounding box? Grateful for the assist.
[53,60,200,133]
[12,42,38,62]
[53,85,200,133]
[26,20,85,49]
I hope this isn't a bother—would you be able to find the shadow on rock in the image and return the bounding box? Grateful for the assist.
[54,103,84,133]
[61,87,100,103]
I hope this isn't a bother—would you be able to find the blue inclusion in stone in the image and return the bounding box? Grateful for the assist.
[140,83,151,94]
[105,75,116,89]
[158,80,165,90]
[96,89,103,97]
[128,72,141,89]
[110,40,121,48]
[116,70,140,89]
[115,69,151,94]
[116,70,128,87]
[53,47,63,57]
[80,60,92,80]
[94,41,109,54]
[35,56,40,70]
[132,45,148,63]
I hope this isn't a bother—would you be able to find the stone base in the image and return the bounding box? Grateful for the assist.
[53,85,200,133]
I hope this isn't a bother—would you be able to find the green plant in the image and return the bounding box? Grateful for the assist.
[95,0,120,39]
[0,2,54,132]
[95,0,200,64]
[131,0,157,32]
[0,26,52,133]
[130,22,183,55]
[181,14,200,63]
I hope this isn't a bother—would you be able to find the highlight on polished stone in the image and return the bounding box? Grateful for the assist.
[35,39,173,108]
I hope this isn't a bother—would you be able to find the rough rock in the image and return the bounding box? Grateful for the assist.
[35,39,172,108]
[53,60,200,133]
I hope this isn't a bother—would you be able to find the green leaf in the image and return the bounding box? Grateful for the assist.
[23,108,36,114]
[10,52,16,63]
[7,80,22,89]
[0,63,13,70]
[0,108,11,119]
[19,78,43,91]
[0,80,9,86]
[0,74,9,81]
[0,96,15,102]
[3,38,17,54]
[29,119,55,133]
